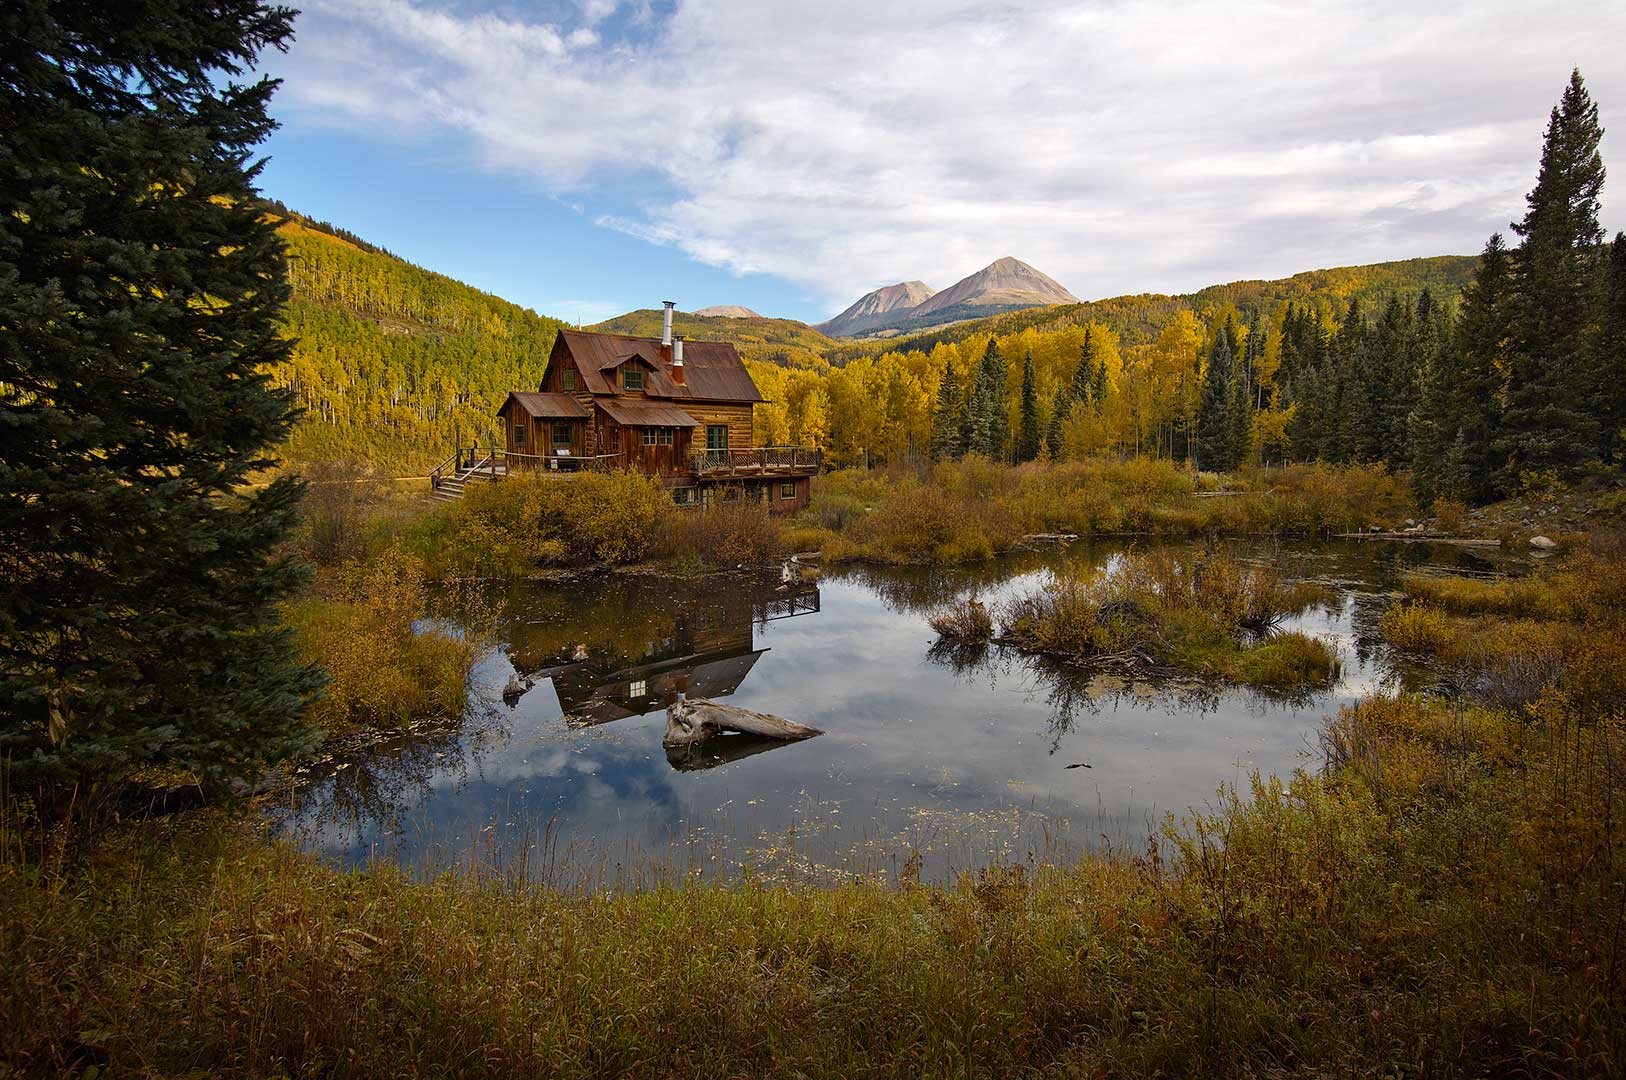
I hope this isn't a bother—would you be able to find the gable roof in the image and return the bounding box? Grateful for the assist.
[499,391,590,419]
[553,328,764,403]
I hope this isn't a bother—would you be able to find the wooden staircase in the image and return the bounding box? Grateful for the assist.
[429,452,505,503]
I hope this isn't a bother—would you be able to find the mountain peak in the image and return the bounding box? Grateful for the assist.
[814,279,938,337]
[692,305,763,319]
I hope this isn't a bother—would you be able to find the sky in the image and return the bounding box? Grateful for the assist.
[258,0,1626,326]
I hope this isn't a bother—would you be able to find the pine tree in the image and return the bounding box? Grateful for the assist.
[966,337,1009,460]
[1071,328,1100,406]
[1015,351,1041,463]
[1044,385,1071,459]
[1597,233,1626,460]
[1452,234,1516,502]
[1499,68,1607,481]
[0,0,321,819]
[1196,328,1239,471]
[931,362,964,461]
[1230,349,1252,466]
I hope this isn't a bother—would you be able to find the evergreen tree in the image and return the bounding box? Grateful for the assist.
[1499,68,1607,480]
[1230,350,1252,466]
[0,0,321,818]
[930,362,964,461]
[1195,328,1239,471]
[1015,351,1042,463]
[962,337,1007,459]
[1071,328,1100,406]
[1452,234,1516,502]
[1044,385,1071,459]
[1597,233,1626,460]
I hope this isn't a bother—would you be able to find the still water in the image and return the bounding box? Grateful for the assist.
[274,539,1496,882]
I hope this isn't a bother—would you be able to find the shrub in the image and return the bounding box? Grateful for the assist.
[447,472,673,576]
[1432,498,1467,535]
[928,596,994,642]
[657,501,786,571]
[1379,601,1455,654]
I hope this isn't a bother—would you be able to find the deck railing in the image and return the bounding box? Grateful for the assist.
[690,446,822,476]
[498,449,621,473]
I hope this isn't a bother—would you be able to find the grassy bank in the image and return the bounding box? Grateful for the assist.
[795,457,1416,564]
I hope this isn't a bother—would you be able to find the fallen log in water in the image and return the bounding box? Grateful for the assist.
[663,698,822,749]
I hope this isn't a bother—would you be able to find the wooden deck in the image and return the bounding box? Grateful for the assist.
[429,445,821,502]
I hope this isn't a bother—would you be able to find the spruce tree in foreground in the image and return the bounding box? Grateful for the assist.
[1498,68,1606,482]
[1016,351,1041,462]
[1044,384,1071,459]
[0,0,320,819]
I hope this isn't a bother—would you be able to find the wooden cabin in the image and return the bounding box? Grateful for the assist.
[494,305,819,513]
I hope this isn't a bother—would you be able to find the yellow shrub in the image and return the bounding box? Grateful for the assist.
[1379,601,1455,654]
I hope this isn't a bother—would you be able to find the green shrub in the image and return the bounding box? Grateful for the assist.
[1236,630,1342,690]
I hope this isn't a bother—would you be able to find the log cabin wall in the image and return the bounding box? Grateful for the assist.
[681,402,754,450]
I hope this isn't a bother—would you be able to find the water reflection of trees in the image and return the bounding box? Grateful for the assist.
[925,640,1224,753]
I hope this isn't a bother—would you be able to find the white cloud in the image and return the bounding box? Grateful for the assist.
[277,0,1626,313]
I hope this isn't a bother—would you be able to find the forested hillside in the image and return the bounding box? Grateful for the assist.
[269,213,566,471]
[588,308,833,368]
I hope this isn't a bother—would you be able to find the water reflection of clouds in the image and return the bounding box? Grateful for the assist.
[280,540,1482,881]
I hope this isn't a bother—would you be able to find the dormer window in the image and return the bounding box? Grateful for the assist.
[562,369,576,391]
[623,367,644,391]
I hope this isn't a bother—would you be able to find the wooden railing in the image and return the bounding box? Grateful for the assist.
[690,446,822,476]
[499,449,621,473]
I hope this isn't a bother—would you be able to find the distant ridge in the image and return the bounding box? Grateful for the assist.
[822,258,1078,338]
[815,280,937,338]
[693,305,763,318]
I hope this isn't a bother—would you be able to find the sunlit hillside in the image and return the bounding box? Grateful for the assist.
[587,308,834,369]
[268,211,566,472]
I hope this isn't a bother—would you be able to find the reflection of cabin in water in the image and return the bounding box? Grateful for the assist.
[465,302,819,513]
[516,582,821,728]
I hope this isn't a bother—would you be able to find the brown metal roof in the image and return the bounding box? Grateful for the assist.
[500,391,590,419]
[597,398,701,427]
[553,328,765,403]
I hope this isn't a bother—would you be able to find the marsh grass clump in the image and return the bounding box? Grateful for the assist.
[928,595,994,642]
[996,550,1337,690]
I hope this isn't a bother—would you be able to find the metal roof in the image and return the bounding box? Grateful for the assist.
[553,328,765,403]
[499,391,590,419]
[596,398,701,427]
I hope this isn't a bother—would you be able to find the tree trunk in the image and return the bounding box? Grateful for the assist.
[663,698,822,748]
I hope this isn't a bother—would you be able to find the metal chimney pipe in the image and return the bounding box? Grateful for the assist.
[673,335,684,365]
[661,300,675,347]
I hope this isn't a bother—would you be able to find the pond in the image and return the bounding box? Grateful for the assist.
[273,538,1500,883]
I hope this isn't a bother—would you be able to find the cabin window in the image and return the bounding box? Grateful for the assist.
[781,481,796,500]
[630,679,647,698]
[642,428,656,445]
[623,367,644,391]
[658,428,674,446]
[552,421,572,447]
[671,487,695,506]
[722,485,740,501]
[562,369,576,391]
[610,426,621,451]
[706,424,728,450]
[513,423,526,447]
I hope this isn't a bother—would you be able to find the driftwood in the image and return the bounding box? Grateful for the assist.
[663,698,822,749]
